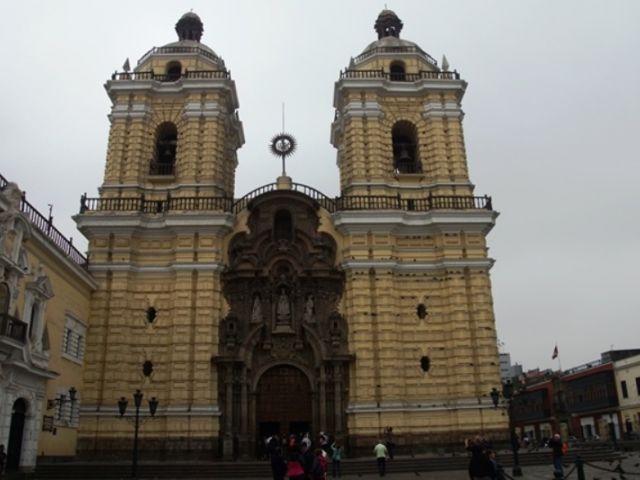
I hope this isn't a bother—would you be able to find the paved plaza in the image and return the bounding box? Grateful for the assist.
[150,452,640,480]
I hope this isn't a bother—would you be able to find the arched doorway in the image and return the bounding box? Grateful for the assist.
[256,365,312,441]
[7,398,27,470]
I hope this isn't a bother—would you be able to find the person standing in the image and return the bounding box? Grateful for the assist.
[286,446,306,480]
[547,433,565,477]
[373,439,389,477]
[330,441,343,478]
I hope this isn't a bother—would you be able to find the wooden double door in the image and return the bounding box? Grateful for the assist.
[256,365,312,439]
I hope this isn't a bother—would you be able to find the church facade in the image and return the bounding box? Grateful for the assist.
[71,10,505,459]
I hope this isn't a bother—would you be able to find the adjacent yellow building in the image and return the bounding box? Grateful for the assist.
[0,177,95,470]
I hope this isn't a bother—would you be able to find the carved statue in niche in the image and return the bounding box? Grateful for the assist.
[303,294,315,323]
[276,288,291,324]
[251,294,263,324]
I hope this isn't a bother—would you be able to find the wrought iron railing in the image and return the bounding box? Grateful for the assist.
[149,162,175,176]
[352,45,438,65]
[232,183,336,214]
[80,189,492,215]
[137,45,221,65]
[335,195,492,211]
[0,313,27,343]
[0,173,87,266]
[79,195,234,214]
[340,69,461,81]
[111,69,230,81]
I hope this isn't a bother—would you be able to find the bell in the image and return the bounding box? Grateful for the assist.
[396,146,412,163]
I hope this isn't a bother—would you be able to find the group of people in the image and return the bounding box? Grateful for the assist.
[466,432,568,480]
[266,432,343,480]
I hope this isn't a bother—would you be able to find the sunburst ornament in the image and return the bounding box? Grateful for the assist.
[270,132,296,176]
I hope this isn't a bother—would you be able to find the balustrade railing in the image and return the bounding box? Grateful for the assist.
[80,191,491,215]
[232,183,336,213]
[0,313,27,343]
[111,69,230,81]
[149,162,175,176]
[80,195,234,214]
[335,195,492,211]
[0,173,87,266]
[340,69,461,81]
[137,45,221,65]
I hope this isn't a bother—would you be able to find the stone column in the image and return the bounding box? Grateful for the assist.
[222,364,234,459]
[319,366,327,432]
[334,363,343,437]
[239,367,249,458]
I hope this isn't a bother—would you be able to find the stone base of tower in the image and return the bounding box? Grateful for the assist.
[76,436,222,461]
[345,408,509,457]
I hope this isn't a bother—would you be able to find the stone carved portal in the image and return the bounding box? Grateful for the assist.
[217,191,350,458]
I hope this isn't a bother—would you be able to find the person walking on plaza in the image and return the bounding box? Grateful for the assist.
[373,439,389,477]
[330,440,343,478]
[547,433,565,478]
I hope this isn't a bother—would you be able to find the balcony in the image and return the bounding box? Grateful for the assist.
[0,313,27,343]
[149,162,175,176]
[79,184,492,215]
[340,69,461,81]
[110,70,230,82]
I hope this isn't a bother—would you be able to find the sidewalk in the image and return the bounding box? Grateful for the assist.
[182,451,640,480]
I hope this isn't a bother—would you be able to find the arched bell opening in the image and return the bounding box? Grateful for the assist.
[392,121,421,174]
[389,61,406,81]
[151,122,178,175]
[165,61,182,81]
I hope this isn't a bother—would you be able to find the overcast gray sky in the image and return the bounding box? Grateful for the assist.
[1,0,639,374]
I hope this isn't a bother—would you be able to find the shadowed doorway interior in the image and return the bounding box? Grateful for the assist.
[256,365,311,446]
[7,398,27,470]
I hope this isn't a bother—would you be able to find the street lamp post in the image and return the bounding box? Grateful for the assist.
[491,381,523,477]
[118,389,159,478]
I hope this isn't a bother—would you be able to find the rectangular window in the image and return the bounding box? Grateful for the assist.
[621,380,628,398]
[54,388,80,428]
[61,314,86,364]
[636,377,640,396]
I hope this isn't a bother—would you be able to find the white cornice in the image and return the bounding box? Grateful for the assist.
[332,209,498,235]
[340,258,495,272]
[423,101,465,119]
[74,212,235,237]
[347,397,501,413]
[80,404,221,417]
[105,78,240,109]
[88,263,226,274]
[333,78,467,107]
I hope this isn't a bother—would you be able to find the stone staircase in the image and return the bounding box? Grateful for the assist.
[23,448,620,479]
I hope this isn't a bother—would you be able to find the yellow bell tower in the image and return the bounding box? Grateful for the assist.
[331,10,506,450]
[102,11,243,199]
[75,12,243,457]
[332,9,471,201]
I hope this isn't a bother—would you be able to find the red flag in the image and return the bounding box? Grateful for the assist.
[552,344,558,359]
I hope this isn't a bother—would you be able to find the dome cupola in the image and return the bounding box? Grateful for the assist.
[374,9,403,39]
[175,11,204,41]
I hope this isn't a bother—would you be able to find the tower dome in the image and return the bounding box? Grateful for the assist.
[175,11,204,42]
[374,9,403,39]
